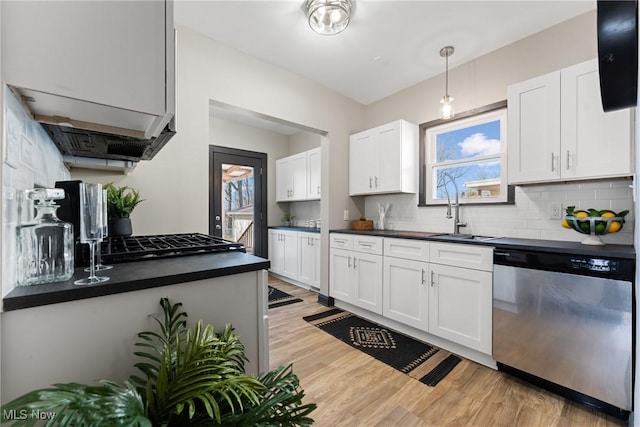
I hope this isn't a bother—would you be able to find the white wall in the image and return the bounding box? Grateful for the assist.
[1,88,70,297]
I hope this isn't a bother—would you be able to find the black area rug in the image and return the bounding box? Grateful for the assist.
[303,308,461,386]
[268,286,303,309]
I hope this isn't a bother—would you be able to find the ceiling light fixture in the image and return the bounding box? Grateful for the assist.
[439,46,455,119]
[305,0,352,36]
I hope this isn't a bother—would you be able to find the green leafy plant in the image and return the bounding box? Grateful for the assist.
[281,213,295,223]
[0,298,316,426]
[105,183,143,220]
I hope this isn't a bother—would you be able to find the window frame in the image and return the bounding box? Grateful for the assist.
[418,100,514,207]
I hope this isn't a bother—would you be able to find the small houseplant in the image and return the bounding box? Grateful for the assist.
[104,183,143,237]
[282,213,295,227]
[0,298,316,426]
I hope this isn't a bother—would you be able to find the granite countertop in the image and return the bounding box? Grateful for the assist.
[330,229,635,259]
[3,252,270,312]
[269,225,321,233]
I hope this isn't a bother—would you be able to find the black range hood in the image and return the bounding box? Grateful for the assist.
[42,122,176,163]
[597,0,638,112]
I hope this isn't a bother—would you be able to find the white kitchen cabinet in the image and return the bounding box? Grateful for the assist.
[329,234,383,314]
[2,1,174,139]
[349,120,417,196]
[268,229,298,279]
[508,59,633,184]
[276,152,307,202]
[307,147,321,200]
[298,232,321,288]
[382,238,430,331]
[428,243,493,355]
[383,257,429,331]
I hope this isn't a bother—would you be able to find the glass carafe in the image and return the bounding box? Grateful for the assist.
[17,188,74,286]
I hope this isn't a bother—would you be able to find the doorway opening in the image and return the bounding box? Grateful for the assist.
[209,146,268,258]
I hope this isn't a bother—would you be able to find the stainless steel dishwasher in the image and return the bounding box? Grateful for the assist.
[493,249,634,419]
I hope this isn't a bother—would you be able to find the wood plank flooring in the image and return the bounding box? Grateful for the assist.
[268,277,626,427]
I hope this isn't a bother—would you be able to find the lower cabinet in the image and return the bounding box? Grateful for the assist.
[268,229,298,279]
[382,256,429,330]
[329,234,383,314]
[298,232,321,288]
[428,263,492,354]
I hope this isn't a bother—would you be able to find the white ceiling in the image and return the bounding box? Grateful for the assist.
[175,0,596,106]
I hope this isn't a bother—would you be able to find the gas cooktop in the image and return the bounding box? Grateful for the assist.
[100,233,245,264]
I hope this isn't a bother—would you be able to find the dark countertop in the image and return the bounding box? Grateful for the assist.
[3,252,270,312]
[330,229,635,259]
[269,226,321,233]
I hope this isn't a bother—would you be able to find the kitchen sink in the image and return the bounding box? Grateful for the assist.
[433,233,497,241]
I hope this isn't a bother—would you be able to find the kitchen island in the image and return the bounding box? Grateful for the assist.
[1,252,270,403]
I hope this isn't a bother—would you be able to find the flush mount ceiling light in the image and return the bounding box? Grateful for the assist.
[305,0,352,36]
[439,46,455,119]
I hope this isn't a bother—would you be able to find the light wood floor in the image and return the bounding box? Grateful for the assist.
[268,277,626,427]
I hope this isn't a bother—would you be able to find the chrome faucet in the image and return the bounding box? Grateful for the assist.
[443,176,467,235]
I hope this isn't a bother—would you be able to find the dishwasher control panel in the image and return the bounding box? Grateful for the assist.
[570,257,618,273]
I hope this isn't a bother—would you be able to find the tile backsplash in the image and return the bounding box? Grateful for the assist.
[2,87,70,297]
[364,178,634,245]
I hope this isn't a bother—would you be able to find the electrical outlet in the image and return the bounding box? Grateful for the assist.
[550,203,562,219]
[343,210,349,221]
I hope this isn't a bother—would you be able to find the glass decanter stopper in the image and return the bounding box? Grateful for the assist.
[16,188,74,286]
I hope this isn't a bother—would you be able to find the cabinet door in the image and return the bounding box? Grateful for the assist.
[298,233,318,287]
[352,253,383,315]
[561,60,633,180]
[330,248,352,301]
[290,153,308,201]
[429,264,492,354]
[312,235,321,288]
[508,71,561,184]
[282,231,299,279]
[349,132,376,195]
[382,257,429,330]
[374,122,402,193]
[268,231,284,275]
[275,158,290,202]
[307,147,321,199]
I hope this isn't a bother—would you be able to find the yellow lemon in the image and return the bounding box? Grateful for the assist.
[561,219,571,229]
[574,211,589,222]
[609,221,622,233]
[601,211,616,219]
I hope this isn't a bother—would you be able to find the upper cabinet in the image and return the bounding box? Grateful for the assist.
[2,0,175,141]
[349,120,418,196]
[276,147,321,202]
[508,59,633,185]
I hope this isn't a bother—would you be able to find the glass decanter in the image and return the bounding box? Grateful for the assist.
[17,188,74,286]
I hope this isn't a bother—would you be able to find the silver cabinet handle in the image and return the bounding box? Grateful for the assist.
[353,257,357,268]
[359,242,373,248]
[430,270,435,287]
[335,239,347,244]
[375,176,378,187]
[348,256,351,268]
[566,150,570,170]
[551,152,555,172]
[369,177,373,188]
[421,269,426,285]
[317,185,320,194]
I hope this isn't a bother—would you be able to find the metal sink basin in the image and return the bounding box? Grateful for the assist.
[433,233,497,241]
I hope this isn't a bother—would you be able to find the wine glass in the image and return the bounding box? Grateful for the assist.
[74,183,109,285]
[86,189,113,271]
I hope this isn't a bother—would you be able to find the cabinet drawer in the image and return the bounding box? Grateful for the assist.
[429,242,493,271]
[353,235,383,255]
[330,233,353,250]
[384,238,429,262]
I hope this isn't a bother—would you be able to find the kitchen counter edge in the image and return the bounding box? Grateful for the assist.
[3,252,270,312]
[269,226,321,233]
[330,229,635,259]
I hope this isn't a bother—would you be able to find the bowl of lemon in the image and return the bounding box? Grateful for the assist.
[562,206,628,245]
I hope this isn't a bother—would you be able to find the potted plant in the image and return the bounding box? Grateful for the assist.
[0,298,316,426]
[282,213,295,227]
[104,183,143,237]
[351,214,374,230]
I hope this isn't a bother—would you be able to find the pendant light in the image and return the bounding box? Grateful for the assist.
[305,0,353,36]
[439,46,455,119]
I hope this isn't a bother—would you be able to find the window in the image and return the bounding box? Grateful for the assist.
[419,100,513,206]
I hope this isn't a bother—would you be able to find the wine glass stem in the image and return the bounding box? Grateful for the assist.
[89,242,97,280]
[96,242,102,267]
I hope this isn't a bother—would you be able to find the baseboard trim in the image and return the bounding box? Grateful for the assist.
[317,294,334,307]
